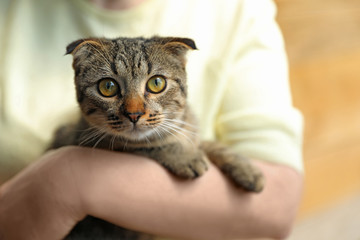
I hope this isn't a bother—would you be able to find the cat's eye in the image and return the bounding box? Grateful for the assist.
[146,76,167,94]
[98,79,119,97]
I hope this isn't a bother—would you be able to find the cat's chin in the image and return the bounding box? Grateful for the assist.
[113,127,156,142]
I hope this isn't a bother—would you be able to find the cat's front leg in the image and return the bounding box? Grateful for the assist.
[201,141,264,193]
[134,144,208,179]
[161,149,208,179]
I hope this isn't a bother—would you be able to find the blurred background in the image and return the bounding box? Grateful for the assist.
[274,0,360,239]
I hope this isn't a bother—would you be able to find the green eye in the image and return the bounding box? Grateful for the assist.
[98,79,119,97]
[146,76,167,93]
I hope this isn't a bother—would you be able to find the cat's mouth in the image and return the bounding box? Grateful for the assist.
[107,121,155,141]
[127,127,155,141]
[129,123,140,132]
[104,113,161,141]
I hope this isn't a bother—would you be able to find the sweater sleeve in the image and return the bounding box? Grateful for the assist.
[215,0,304,172]
[0,0,46,182]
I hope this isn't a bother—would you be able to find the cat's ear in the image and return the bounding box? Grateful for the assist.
[163,37,197,51]
[157,37,197,65]
[65,38,102,55]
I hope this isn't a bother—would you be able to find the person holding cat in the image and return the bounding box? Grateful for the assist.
[0,0,304,239]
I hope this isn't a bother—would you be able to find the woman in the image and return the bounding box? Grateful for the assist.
[0,0,303,239]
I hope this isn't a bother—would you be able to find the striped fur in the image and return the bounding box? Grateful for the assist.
[50,36,264,240]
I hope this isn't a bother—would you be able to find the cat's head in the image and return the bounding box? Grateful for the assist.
[66,36,196,141]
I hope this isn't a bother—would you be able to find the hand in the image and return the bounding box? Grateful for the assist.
[0,147,86,240]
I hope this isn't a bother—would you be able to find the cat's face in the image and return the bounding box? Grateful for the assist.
[67,37,196,141]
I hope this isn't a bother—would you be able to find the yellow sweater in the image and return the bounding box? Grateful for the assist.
[0,0,303,181]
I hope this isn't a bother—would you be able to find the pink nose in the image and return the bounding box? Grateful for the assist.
[125,112,144,123]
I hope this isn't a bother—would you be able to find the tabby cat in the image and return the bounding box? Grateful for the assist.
[50,36,264,240]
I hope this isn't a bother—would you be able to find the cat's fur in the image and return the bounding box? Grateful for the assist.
[50,36,264,240]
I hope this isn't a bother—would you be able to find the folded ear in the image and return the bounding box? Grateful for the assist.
[154,37,197,65]
[161,37,197,54]
[65,38,103,55]
[163,37,197,50]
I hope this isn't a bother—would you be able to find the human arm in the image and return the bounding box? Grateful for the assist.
[76,147,303,240]
[0,146,302,240]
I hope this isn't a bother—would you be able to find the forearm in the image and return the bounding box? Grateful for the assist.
[72,147,303,240]
[0,146,302,240]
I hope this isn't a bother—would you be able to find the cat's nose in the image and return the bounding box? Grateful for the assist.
[125,112,145,124]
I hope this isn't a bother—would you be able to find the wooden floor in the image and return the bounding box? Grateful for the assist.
[275,0,360,218]
[288,193,360,240]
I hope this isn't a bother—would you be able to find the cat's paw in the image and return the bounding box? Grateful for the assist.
[165,153,208,179]
[222,161,264,193]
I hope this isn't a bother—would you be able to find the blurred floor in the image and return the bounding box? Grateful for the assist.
[288,192,360,240]
[275,0,360,218]
[272,1,360,239]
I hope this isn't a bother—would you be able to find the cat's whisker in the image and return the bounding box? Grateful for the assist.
[162,121,198,136]
[79,128,103,146]
[78,124,109,147]
[152,127,165,142]
[109,134,117,151]
[162,113,197,128]
[163,118,198,129]
[163,123,192,143]
[162,111,183,114]
[92,131,109,149]
[162,121,197,136]
[159,123,195,146]
[122,137,129,151]
[80,132,100,146]
[157,126,183,145]
[144,135,151,146]
[162,111,185,116]
[74,125,99,133]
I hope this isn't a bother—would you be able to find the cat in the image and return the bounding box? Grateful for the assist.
[50,36,264,240]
